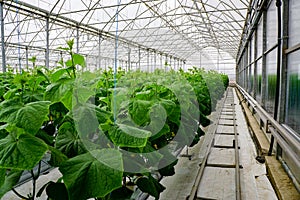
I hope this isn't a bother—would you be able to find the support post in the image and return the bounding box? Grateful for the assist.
[154,51,156,71]
[0,2,6,72]
[45,16,50,69]
[138,46,141,70]
[147,50,149,72]
[261,9,267,107]
[25,46,28,69]
[278,0,289,123]
[253,30,258,99]
[128,47,131,71]
[76,26,79,54]
[98,35,102,70]
[160,54,162,69]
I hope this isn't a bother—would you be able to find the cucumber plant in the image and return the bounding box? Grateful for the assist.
[0,40,229,200]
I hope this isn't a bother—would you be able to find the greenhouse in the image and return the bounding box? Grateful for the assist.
[0,0,299,200]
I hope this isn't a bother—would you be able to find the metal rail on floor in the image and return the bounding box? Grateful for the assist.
[188,87,242,200]
[235,84,300,192]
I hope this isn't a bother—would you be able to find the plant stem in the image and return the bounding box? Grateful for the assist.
[30,161,41,200]
[12,188,29,200]
[70,52,76,78]
[30,170,36,200]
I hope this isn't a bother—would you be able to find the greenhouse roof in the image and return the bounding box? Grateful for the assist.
[0,0,250,73]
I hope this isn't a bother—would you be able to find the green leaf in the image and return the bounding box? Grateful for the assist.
[158,99,176,116]
[66,39,74,50]
[0,99,23,123]
[136,175,165,199]
[129,100,152,126]
[3,88,18,100]
[109,124,151,148]
[36,129,55,145]
[48,146,68,167]
[0,127,48,170]
[0,169,23,198]
[72,54,85,68]
[158,159,178,176]
[65,60,73,67]
[46,182,68,200]
[0,169,4,186]
[73,86,94,105]
[59,149,123,200]
[50,69,70,82]
[45,79,74,110]
[15,101,51,135]
[72,103,99,138]
[109,186,133,200]
[55,122,87,158]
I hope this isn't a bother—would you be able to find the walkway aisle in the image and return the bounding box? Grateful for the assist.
[155,87,277,200]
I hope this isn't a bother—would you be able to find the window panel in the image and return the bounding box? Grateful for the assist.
[286,51,300,134]
[266,1,277,50]
[256,58,262,103]
[265,49,277,116]
[250,63,255,96]
[257,20,263,57]
[289,0,300,46]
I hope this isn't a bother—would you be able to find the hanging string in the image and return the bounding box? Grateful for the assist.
[15,0,21,73]
[113,0,121,123]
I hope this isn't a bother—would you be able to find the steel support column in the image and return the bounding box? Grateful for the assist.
[0,2,6,72]
[154,51,156,71]
[98,35,102,70]
[147,50,149,72]
[261,9,267,107]
[128,47,131,71]
[278,0,289,123]
[25,46,28,69]
[45,17,50,68]
[253,30,258,99]
[138,47,141,70]
[160,54,162,69]
[76,26,79,53]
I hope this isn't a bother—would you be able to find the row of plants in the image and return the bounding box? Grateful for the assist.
[0,40,229,200]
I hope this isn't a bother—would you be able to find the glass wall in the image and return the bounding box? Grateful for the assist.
[266,1,277,49]
[265,50,277,116]
[256,58,262,103]
[286,0,300,134]
[256,20,263,58]
[289,0,300,46]
[286,52,300,133]
[237,0,300,134]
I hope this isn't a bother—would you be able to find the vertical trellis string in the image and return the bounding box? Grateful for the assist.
[113,0,121,123]
[16,0,22,73]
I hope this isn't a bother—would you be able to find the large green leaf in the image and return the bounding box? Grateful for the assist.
[15,101,51,135]
[46,182,68,200]
[48,146,68,167]
[129,100,152,126]
[44,79,74,110]
[109,124,151,148]
[0,127,48,170]
[59,149,123,200]
[50,68,70,82]
[136,175,165,200]
[72,103,99,137]
[0,99,22,123]
[158,99,176,116]
[72,53,86,68]
[55,122,87,158]
[0,169,23,198]
[73,86,94,105]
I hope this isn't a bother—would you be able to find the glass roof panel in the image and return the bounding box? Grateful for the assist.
[1,0,250,77]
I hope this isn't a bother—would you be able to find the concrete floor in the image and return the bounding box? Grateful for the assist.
[150,89,278,200]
